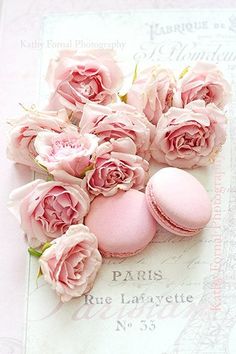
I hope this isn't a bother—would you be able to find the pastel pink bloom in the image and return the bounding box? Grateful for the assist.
[7,108,69,171]
[173,62,231,109]
[8,179,90,248]
[47,49,123,114]
[151,100,227,169]
[39,224,102,302]
[85,138,149,197]
[79,103,153,160]
[34,127,99,183]
[127,66,176,125]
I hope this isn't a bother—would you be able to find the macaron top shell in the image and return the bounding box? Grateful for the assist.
[85,189,157,257]
[146,167,212,235]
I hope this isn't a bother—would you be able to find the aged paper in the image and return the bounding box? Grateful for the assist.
[25,10,236,354]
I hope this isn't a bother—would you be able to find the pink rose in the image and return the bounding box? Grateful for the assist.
[85,138,149,196]
[34,127,99,183]
[173,62,231,109]
[39,224,102,302]
[8,179,90,248]
[79,103,153,160]
[127,66,176,125]
[7,108,69,171]
[47,49,123,115]
[151,100,227,169]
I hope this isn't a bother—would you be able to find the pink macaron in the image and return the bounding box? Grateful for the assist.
[85,189,157,257]
[146,167,212,236]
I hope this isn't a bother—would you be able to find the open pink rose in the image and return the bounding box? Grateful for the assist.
[173,62,231,109]
[34,127,99,183]
[85,138,149,196]
[8,179,90,248]
[79,103,153,160]
[151,100,227,168]
[127,66,176,125]
[39,224,102,302]
[47,49,123,115]
[7,108,69,171]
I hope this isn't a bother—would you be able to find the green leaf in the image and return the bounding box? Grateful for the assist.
[33,158,49,172]
[179,66,190,79]
[79,163,94,178]
[132,63,138,83]
[28,247,42,258]
[118,64,138,104]
[41,242,52,253]
[33,159,55,181]
[37,267,43,279]
[46,174,54,182]
[36,267,43,288]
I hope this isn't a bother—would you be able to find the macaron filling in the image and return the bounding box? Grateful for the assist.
[99,245,146,258]
[147,184,202,235]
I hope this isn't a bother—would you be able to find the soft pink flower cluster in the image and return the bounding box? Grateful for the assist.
[7,50,230,302]
[127,61,230,168]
